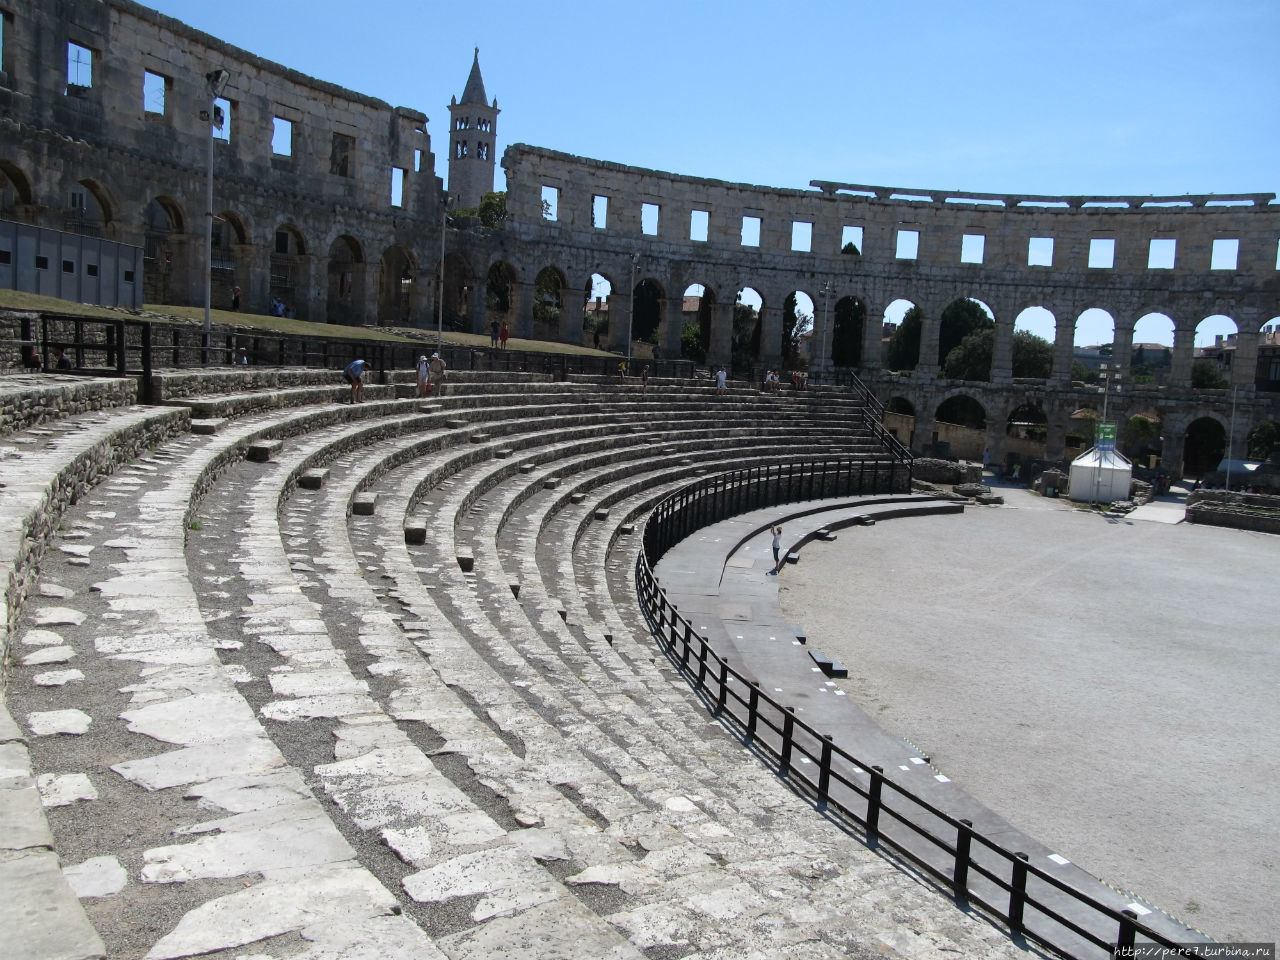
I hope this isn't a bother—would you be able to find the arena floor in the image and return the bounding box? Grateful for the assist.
[778,489,1278,944]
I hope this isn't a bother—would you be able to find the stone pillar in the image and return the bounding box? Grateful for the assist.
[659,296,684,360]
[1050,318,1074,383]
[916,310,940,377]
[860,307,883,372]
[910,411,935,454]
[466,280,486,335]
[359,261,380,325]
[982,421,1005,472]
[1160,426,1184,479]
[991,320,1014,382]
[558,289,583,344]
[1230,312,1259,394]
[302,256,324,324]
[513,281,535,339]
[609,291,633,353]
[242,244,268,316]
[1170,323,1194,388]
[1112,323,1135,382]
[1045,417,1067,461]
[709,299,733,368]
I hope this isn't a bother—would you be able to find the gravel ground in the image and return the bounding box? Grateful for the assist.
[778,491,1279,945]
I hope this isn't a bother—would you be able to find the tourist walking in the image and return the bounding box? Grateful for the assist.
[231,286,241,311]
[490,319,500,348]
[428,352,447,396]
[769,525,783,575]
[715,366,727,395]
[499,321,509,348]
[641,364,649,394]
[416,354,430,397]
[344,357,367,403]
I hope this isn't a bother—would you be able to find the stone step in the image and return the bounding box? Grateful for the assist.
[247,438,284,462]
[352,491,378,514]
[189,417,227,435]
[298,467,329,489]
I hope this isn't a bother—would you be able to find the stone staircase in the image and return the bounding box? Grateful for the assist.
[1,371,1028,960]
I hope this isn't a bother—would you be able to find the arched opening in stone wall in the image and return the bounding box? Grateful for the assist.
[142,196,186,305]
[937,297,995,380]
[681,283,713,363]
[933,394,987,459]
[1182,416,1227,478]
[326,235,364,326]
[884,396,916,446]
[832,296,865,368]
[1072,308,1116,382]
[1012,307,1055,380]
[270,224,306,320]
[631,277,663,358]
[1006,400,1049,461]
[1069,406,1102,452]
[211,210,247,310]
[1123,412,1163,467]
[1192,314,1237,389]
[780,290,814,371]
[0,161,35,222]
[440,251,474,333]
[533,266,567,341]
[1260,316,1280,394]
[68,179,114,238]
[484,260,517,330]
[1131,313,1175,386]
[1247,420,1280,461]
[377,244,417,327]
[884,298,920,372]
[584,273,612,349]
[733,287,764,372]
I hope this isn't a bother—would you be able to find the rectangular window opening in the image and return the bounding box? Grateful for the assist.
[896,229,919,260]
[35,255,49,269]
[1089,238,1116,269]
[86,263,98,277]
[1027,236,1054,267]
[841,225,863,254]
[690,209,709,242]
[272,117,293,156]
[212,97,232,142]
[330,132,354,177]
[275,230,290,254]
[641,202,659,236]
[1147,238,1176,270]
[143,70,167,115]
[67,42,92,89]
[541,185,559,221]
[0,250,11,265]
[62,259,75,274]
[791,221,813,253]
[390,167,406,208]
[741,215,761,247]
[592,195,608,229]
[960,233,985,264]
[413,148,422,173]
[1211,238,1239,271]
[123,269,135,283]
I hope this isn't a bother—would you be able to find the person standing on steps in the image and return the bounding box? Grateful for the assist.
[428,352,447,397]
[715,365,727,395]
[490,319,500,348]
[641,364,649,395]
[344,357,367,404]
[769,525,783,575]
[416,354,430,397]
[499,320,510,349]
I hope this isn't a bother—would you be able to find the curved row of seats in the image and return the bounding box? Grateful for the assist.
[2,370,1025,960]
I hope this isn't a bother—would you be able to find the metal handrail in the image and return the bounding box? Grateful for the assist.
[634,459,1207,960]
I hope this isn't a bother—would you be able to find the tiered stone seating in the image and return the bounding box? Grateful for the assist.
[2,370,1026,960]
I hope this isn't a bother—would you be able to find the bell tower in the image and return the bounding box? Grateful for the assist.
[447,48,499,209]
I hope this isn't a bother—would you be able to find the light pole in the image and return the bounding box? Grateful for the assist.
[1225,384,1238,491]
[201,68,230,351]
[625,252,639,370]
[1093,362,1121,505]
[819,279,835,377]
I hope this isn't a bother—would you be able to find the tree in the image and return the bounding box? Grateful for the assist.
[1247,421,1280,460]
[1011,330,1053,379]
[681,317,706,363]
[940,327,994,381]
[886,307,921,371]
[1191,360,1229,389]
[937,299,993,367]
[781,293,811,369]
[452,191,508,228]
[731,303,760,371]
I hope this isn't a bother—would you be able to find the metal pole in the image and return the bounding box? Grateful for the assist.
[1093,364,1107,505]
[819,279,834,376]
[201,69,228,361]
[625,252,639,370]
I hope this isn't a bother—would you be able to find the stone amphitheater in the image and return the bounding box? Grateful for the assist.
[4,368,1059,960]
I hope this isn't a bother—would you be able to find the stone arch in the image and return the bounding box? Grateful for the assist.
[932,392,987,460]
[327,234,365,327]
[534,265,568,341]
[884,298,921,372]
[270,223,307,319]
[142,196,186,304]
[732,286,766,371]
[377,243,418,327]
[0,160,35,222]
[584,272,613,349]
[937,297,995,380]
[832,295,865,368]
[1072,308,1117,381]
[1182,415,1228,478]
[1246,419,1280,461]
[935,392,988,429]
[1122,411,1163,465]
[631,275,664,353]
[1192,314,1237,389]
[439,250,475,333]
[68,178,115,237]
[779,289,814,371]
[485,259,518,327]
[1131,313,1175,386]
[1011,307,1056,381]
[211,209,249,310]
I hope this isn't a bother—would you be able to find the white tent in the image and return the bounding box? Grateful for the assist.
[1068,447,1132,503]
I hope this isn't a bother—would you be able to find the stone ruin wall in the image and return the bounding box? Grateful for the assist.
[1,0,443,325]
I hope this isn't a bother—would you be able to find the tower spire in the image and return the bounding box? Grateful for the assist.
[447,48,499,209]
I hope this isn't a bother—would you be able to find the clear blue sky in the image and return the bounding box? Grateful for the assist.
[146,0,1277,345]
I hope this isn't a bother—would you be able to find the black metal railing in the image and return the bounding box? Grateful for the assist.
[13,314,695,399]
[634,459,1208,960]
